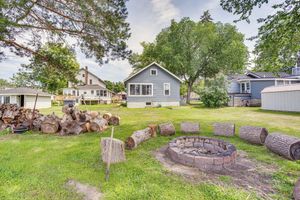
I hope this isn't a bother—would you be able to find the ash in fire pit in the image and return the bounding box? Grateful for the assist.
[167,136,237,172]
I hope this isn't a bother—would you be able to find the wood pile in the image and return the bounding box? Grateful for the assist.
[0,104,120,136]
[265,133,300,160]
[239,126,268,145]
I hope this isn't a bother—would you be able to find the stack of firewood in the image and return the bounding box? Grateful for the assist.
[0,104,120,135]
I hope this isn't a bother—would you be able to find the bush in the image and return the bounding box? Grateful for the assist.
[197,74,229,108]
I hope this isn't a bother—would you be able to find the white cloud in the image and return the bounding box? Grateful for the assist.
[151,0,180,24]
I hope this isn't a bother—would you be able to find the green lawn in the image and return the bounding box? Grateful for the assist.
[0,104,300,200]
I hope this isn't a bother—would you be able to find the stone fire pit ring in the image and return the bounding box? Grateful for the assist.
[167,136,237,172]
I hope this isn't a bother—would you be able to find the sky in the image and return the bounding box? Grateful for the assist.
[0,0,277,82]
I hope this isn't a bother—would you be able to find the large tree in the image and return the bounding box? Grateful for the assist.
[12,43,80,93]
[130,16,248,103]
[0,0,130,63]
[221,0,300,72]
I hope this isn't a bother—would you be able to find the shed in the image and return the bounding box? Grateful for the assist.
[261,84,300,112]
[0,87,52,109]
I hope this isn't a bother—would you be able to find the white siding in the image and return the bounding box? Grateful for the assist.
[24,95,51,109]
[262,91,300,112]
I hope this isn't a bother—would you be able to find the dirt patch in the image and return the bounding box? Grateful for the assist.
[154,146,277,200]
[66,179,103,200]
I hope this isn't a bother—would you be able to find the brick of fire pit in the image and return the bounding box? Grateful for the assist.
[213,123,235,137]
[180,122,200,134]
[294,178,300,200]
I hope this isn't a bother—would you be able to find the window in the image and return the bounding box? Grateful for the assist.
[150,69,157,76]
[84,91,87,94]
[96,90,100,96]
[72,90,76,96]
[89,79,92,84]
[77,90,79,96]
[103,90,107,97]
[240,82,250,93]
[164,83,170,96]
[82,74,85,77]
[4,96,10,104]
[129,84,153,96]
[146,102,152,106]
[91,90,94,95]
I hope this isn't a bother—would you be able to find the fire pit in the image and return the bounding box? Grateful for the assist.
[167,136,237,172]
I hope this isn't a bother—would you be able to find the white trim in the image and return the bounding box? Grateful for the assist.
[237,78,298,82]
[128,83,153,97]
[124,62,183,83]
[150,68,157,76]
[240,81,251,93]
[127,101,180,108]
[163,83,171,96]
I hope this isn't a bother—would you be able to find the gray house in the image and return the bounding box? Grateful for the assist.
[228,70,300,106]
[124,62,183,108]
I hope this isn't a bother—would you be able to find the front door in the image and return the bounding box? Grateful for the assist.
[20,95,24,107]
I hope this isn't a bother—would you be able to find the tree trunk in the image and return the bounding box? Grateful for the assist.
[265,133,300,160]
[90,118,108,132]
[125,127,153,150]
[186,83,192,104]
[180,122,200,134]
[294,178,300,200]
[213,123,235,137]
[158,122,176,136]
[101,138,126,163]
[239,126,268,145]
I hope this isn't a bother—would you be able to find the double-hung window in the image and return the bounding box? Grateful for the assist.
[240,82,250,93]
[129,84,152,96]
[164,83,170,96]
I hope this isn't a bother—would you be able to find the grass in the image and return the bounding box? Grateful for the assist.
[0,104,300,200]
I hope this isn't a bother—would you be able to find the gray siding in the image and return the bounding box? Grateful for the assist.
[228,80,240,93]
[125,64,181,103]
[250,80,275,99]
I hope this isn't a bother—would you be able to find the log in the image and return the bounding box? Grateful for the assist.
[41,114,60,134]
[213,122,235,137]
[103,113,112,121]
[180,122,200,134]
[59,120,83,135]
[239,126,268,145]
[108,116,120,126]
[158,122,175,136]
[294,178,300,200]
[2,110,15,124]
[148,124,157,137]
[265,133,300,160]
[101,137,126,163]
[88,111,100,119]
[90,118,108,132]
[125,127,152,150]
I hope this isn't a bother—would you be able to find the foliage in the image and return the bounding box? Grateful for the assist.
[13,43,80,93]
[0,78,13,89]
[104,80,125,93]
[0,0,130,63]
[220,0,300,72]
[11,71,40,88]
[129,14,248,103]
[200,10,213,22]
[196,73,229,108]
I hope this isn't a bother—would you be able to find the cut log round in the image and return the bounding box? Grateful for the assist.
[265,133,300,160]
[125,127,152,150]
[148,124,157,137]
[101,138,126,163]
[239,126,268,145]
[213,123,235,137]
[41,114,60,134]
[88,111,100,119]
[158,122,175,136]
[180,122,200,134]
[108,116,120,126]
[90,118,108,132]
[294,178,300,200]
[59,120,83,136]
[103,113,112,121]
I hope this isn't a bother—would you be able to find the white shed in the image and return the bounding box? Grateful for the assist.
[261,84,300,112]
[0,87,52,109]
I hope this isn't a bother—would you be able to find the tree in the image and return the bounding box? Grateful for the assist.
[220,0,300,72]
[104,80,125,93]
[0,78,13,89]
[13,43,80,93]
[0,0,130,63]
[195,73,229,108]
[130,16,248,103]
[200,10,213,22]
[11,71,40,88]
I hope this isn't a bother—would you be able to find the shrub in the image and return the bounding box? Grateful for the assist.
[196,74,229,108]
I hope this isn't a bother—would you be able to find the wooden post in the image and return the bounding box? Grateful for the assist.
[30,93,39,130]
[105,126,114,181]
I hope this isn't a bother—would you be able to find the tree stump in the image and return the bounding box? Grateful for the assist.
[90,118,108,132]
[125,127,153,150]
[159,122,176,136]
[239,126,268,145]
[108,116,120,126]
[148,124,157,137]
[101,138,126,163]
[294,178,300,200]
[213,123,235,137]
[180,122,200,134]
[265,133,300,160]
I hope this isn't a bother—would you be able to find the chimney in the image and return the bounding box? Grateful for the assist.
[85,66,88,85]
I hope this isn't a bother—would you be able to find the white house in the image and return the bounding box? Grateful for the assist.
[0,87,51,109]
[63,67,114,104]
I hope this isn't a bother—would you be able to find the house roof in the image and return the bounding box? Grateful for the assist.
[79,68,106,85]
[0,87,51,97]
[124,62,183,83]
[246,71,291,78]
[262,84,300,93]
